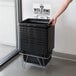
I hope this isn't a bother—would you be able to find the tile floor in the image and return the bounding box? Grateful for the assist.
[0,55,76,76]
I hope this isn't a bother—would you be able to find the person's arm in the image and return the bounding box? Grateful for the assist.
[49,0,72,25]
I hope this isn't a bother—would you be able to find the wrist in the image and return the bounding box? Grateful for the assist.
[52,15,58,21]
[53,14,59,19]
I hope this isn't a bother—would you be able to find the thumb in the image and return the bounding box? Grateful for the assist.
[49,19,53,24]
[49,18,55,26]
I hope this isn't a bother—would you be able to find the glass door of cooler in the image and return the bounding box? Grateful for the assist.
[0,0,18,65]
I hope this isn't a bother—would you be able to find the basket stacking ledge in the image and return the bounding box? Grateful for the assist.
[19,18,55,66]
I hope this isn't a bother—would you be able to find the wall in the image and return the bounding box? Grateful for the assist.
[53,0,76,55]
[22,0,76,55]
[0,0,16,46]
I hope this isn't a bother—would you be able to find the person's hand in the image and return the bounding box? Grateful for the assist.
[49,16,57,26]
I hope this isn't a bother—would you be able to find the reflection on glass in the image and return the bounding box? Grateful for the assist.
[0,0,17,65]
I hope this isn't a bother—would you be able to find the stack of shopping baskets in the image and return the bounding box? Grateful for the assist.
[19,18,55,66]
